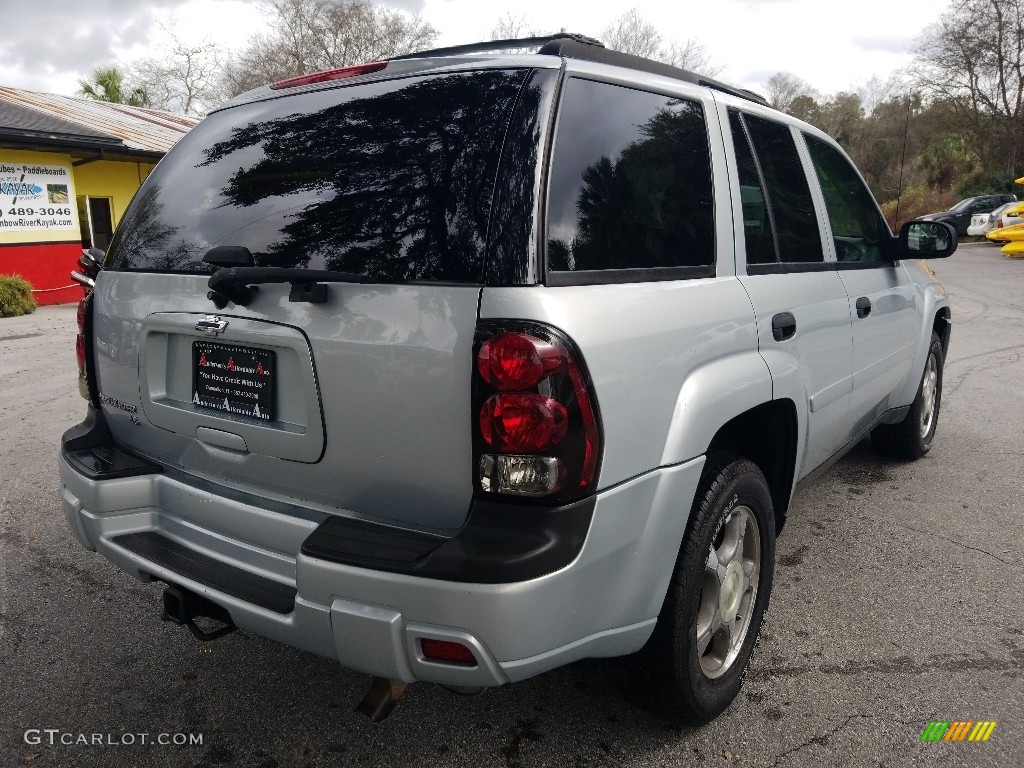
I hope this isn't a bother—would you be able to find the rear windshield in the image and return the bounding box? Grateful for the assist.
[106,69,531,282]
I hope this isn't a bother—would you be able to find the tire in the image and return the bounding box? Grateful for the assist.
[639,453,775,725]
[871,332,943,460]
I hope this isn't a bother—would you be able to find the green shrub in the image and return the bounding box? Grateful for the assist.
[0,274,37,318]
[955,172,1020,197]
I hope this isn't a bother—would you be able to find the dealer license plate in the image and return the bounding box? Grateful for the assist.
[193,341,276,421]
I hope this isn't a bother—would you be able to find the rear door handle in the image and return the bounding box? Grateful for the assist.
[771,312,797,342]
[856,297,872,319]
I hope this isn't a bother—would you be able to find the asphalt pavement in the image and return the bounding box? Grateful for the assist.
[1,241,1021,767]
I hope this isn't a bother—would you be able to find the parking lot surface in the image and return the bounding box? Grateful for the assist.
[1,242,1021,767]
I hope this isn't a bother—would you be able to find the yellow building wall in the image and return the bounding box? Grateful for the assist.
[72,158,155,227]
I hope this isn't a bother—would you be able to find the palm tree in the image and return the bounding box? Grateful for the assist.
[77,66,150,107]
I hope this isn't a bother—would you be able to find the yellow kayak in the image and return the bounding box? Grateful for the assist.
[987,220,1024,257]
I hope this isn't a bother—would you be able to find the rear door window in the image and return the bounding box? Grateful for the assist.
[729,110,823,268]
[105,70,532,283]
[546,78,715,282]
[729,112,776,266]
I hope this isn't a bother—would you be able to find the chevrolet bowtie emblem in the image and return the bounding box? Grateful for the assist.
[195,316,228,336]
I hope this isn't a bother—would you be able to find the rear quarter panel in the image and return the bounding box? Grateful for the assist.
[479,278,768,489]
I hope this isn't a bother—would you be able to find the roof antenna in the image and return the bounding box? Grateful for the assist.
[893,94,912,229]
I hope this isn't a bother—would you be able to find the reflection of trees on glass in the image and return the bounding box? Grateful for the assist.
[548,99,714,272]
[484,71,555,284]
[105,187,191,270]
[738,113,822,264]
[198,71,528,281]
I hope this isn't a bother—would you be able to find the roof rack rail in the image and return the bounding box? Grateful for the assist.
[537,39,769,107]
[697,81,769,107]
[390,33,604,61]
[393,33,768,108]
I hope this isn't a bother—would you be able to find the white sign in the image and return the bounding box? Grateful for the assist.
[0,162,77,234]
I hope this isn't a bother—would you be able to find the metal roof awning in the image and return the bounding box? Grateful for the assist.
[0,85,197,159]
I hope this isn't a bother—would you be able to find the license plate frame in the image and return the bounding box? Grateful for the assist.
[192,341,276,421]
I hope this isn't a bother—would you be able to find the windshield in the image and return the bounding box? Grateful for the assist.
[105,69,532,282]
[948,198,974,213]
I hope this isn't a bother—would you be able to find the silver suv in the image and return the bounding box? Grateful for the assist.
[60,35,956,724]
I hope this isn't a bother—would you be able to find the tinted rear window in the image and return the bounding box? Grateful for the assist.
[106,70,531,282]
[546,78,715,274]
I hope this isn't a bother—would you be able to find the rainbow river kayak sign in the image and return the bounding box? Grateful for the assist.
[0,163,77,233]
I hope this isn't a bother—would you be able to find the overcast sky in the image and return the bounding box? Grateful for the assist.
[5,0,940,103]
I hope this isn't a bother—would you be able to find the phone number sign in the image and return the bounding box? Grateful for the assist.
[0,163,78,233]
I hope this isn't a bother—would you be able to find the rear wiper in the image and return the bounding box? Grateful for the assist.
[207,267,372,308]
[203,245,374,307]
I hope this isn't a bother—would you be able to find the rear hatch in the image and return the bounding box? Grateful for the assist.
[92,65,549,532]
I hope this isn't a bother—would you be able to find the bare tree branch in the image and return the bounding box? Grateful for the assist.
[223,0,438,97]
[763,72,817,113]
[132,24,225,116]
[913,0,1024,171]
[601,8,721,76]
[602,8,662,60]
[490,12,536,40]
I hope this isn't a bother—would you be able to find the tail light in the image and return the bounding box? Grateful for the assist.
[72,247,101,404]
[480,393,568,451]
[473,322,601,500]
[71,247,102,292]
[76,292,94,402]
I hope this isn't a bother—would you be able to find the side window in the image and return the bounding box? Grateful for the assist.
[728,111,776,265]
[729,110,823,266]
[805,134,889,264]
[546,78,715,275]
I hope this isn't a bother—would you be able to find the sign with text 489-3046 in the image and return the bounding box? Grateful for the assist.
[0,162,78,234]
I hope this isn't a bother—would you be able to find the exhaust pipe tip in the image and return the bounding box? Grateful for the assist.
[355,678,408,722]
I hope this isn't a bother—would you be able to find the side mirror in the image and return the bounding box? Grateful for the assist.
[898,221,957,259]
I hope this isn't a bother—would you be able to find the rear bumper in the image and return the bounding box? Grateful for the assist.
[59,423,705,687]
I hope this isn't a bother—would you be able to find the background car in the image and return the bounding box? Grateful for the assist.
[918,193,1017,236]
[966,201,1016,236]
[989,201,1024,238]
